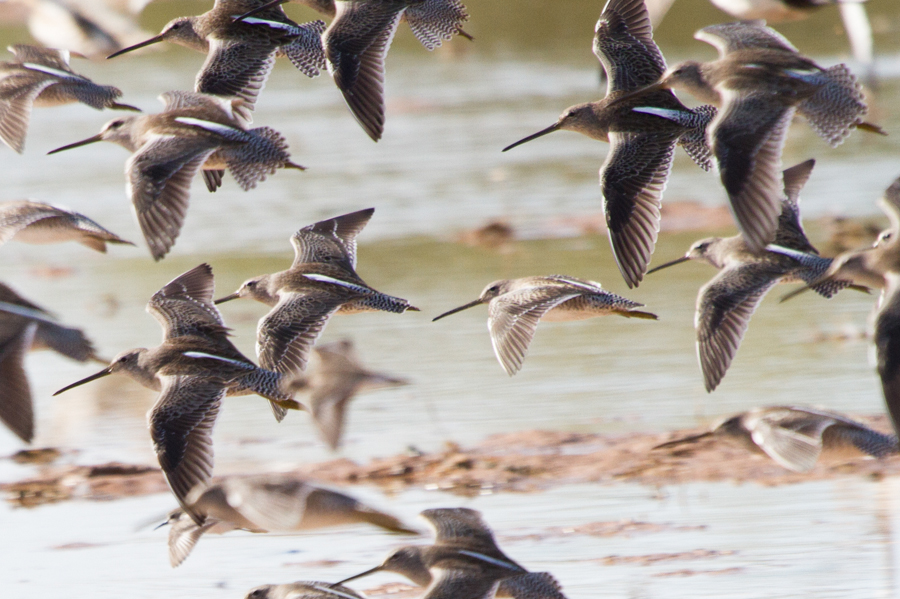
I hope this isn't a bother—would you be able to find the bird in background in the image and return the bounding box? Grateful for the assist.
[0,281,104,443]
[53,264,303,524]
[47,91,304,261]
[289,338,409,450]
[653,405,898,473]
[161,474,416,567]
[646,159,860,392]
[236,0,471,141]
[433,275,656,376]
[338,507,568,599]
[705,0,875,85]
[0,199,134,252]
[618,20,871,252]
[502,0,716,288]
[5,0,153,59]
[0,44,139,153]
[107,0,327,113]
[214,208,418,398]
[244,582,367,599]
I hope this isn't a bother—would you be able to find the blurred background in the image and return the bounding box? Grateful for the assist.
[1,0,900,597]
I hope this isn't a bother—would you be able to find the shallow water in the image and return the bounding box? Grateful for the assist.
[2,0,900,597]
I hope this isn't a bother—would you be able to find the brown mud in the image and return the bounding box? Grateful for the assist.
[3,414,895,508]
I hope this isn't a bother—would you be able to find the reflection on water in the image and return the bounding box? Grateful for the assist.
[1,0,899,597]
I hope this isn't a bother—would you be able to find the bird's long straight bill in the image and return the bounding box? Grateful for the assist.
[110,102,142,112]
[47,134,104,155]
[335,565,383,585]
[432,299,484,321]
[107,35,166,59]
[502,123,560,152]
[645,255,690,275]
[53,367,113,395]
[233,0,288,21]
[214,292,240,305]
[778,284,814,303]
[652,431,713,450]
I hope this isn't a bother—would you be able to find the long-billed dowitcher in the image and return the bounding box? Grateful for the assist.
[236,0,470,141]
[107,0,326,113]
[0,44,139,153]
[339,507,567,599]
[433,275,656,376]
[0,200,134,252]
[290,339,408,450]
[47,91,303,261]
[653,406,898,473]
[53,264,302,523]
[647,160,858,392]
[244,582,366,599]
[163,474,416,566]
[619,20,870,251]
[214,208,418,388]
[0,281,103,443]
[502,0,715,288]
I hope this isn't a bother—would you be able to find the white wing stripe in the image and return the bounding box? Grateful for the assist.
[175,117,241,136]
[21,63,81,80]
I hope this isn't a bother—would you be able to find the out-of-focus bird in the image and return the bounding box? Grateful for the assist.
[653,405,897,472]
[163,474,416,567]
[289,339,408,450]
[0,199,134,251]
[0,281,103,443]
[0,44,139,153]
[243,582,367,599]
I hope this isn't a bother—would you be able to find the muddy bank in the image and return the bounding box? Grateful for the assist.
[4,414,895,508]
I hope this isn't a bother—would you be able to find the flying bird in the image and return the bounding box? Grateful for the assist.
[433,275,656,376]
[653,405,897,473]
[215,208,418,399]
[647,160,860,391]
[236,0,471,141]
[338,507,568,599]
[0,281,103,443]
[48,91,303,260]
[163,474,416,567]
[502,0,716,288]
[53,264,302,523]
[0,44,139,153]
[107,0,327,113]
[0,199,134,252]
[620,20,871,251]
[289,339,409,450]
